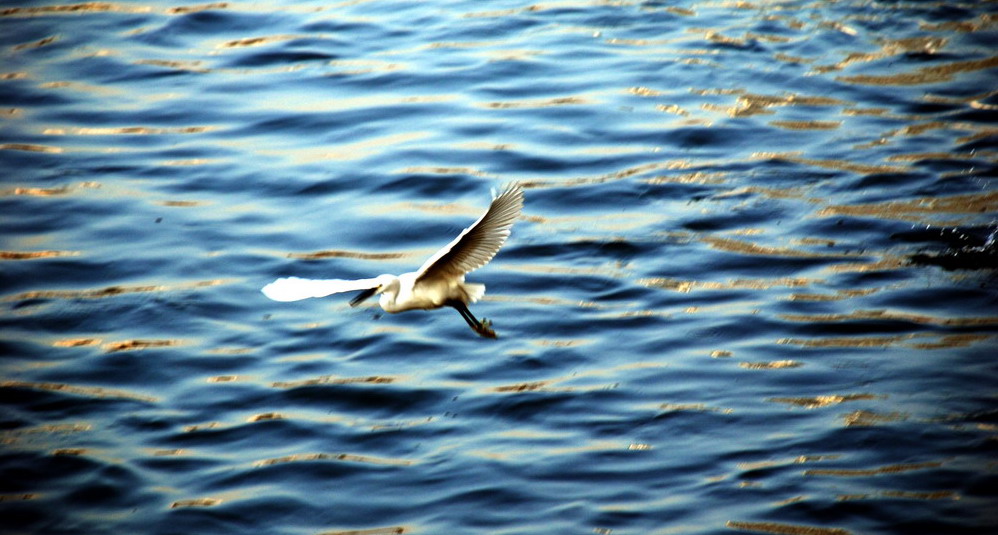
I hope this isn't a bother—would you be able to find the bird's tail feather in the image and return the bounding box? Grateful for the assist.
[262,277,379,302]
[464,283,486,304]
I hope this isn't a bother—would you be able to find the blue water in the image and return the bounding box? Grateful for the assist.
[2,2,997,534]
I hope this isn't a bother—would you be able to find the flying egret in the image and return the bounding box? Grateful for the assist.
[262,183,524,338]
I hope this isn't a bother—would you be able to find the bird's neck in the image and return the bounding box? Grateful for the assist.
[377,276,402,312]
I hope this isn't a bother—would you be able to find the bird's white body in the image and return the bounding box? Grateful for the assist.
[374,272,485,313]
[262,183,523,337]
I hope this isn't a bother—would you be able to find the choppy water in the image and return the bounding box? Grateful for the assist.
[2,1,997,534]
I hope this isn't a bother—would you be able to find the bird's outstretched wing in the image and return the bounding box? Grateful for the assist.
[262,277,380,302]
[416,183,523,282]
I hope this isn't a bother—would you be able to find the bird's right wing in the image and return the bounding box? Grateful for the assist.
[415,183,524,282]
[261,277,380,302]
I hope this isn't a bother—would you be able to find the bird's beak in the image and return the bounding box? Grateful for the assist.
[349,285,380,307]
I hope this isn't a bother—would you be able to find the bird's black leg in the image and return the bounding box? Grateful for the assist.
[447,300,496,338]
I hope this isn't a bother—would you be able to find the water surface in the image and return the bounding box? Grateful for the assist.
[2,1,997,534]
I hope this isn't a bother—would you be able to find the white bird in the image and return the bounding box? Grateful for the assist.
[262,183,524,338]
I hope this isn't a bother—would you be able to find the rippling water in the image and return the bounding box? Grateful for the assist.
[2,2,997,534]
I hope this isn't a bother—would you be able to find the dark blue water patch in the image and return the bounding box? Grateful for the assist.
[679,199,798,230]
[892,224,996,251]
[367,174,493,203]
[200,462,413,513]
[0,16,65,47]
[0,453,107,530]
[950,104,998,127]
[276,382,449,416]
[780,315,950,338]
[135,453,222,478]
[2,297,133,337]
[235,106,431,142]
[33,99,225,128]
[299,18,390,39]
[798,216,916,251]
[155,9,294,40]
[489,147,585,174]
[4,453,145,522]
[956,133,998,154]
[849,171,932,193]
[878,284,997,312]
[503,239,657,268]
[906,157,994,178]
[221,49,337,69]
[666,124,763,150]
[160,506,259,535]
[0,79,73,108]
[63,462,148,509]
[41,349,186,391]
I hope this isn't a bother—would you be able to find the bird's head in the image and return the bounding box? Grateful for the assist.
[374,274,400,295]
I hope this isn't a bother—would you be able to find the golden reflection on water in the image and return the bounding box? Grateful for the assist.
[738,360,802,370]
[641,276,820,293]
[788,288,880,302]
[43,126,214,136]
[488,377,614,395]
[3,280,228,301]
[819,191,998,221]
[838,55,998,86]
[287,249,411,261]
[0,380,158,403]
[2,181,100,197]
[769,120,841,131]
[319,526,409,535]
[697,90,851,119]
[841,410,908,427]
[396,166,491,178]
[768,394,879,409]
[700,235,850,259]
[103,339,181,353]
[659,402,733,415]
[0,493,41,502]
[780,332,992,350]
[271,375,396,389]
[0,143,63,153]
[805,461,942,477]
[736,455,839,473]
[779,310,998,327]
[170,497,222,509]
[134,59,208,73]
[254,452,415,467]
[753,152,909,176]
[838,490,960,501]
[0,4,152,17]
[726,520,851,535]
[0,250,79,260]
[0,422,91,449]
[481,95,591,109]
[217,34,305,49]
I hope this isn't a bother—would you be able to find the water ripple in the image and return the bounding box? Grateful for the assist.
[2,1,997,534]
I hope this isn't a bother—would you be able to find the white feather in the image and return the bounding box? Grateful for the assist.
[261,276,379,302]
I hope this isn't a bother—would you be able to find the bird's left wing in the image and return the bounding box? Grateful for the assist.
[262,277,380,302]
[416,183,523,282]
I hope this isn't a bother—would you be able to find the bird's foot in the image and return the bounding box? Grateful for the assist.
[476,318,497,338]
